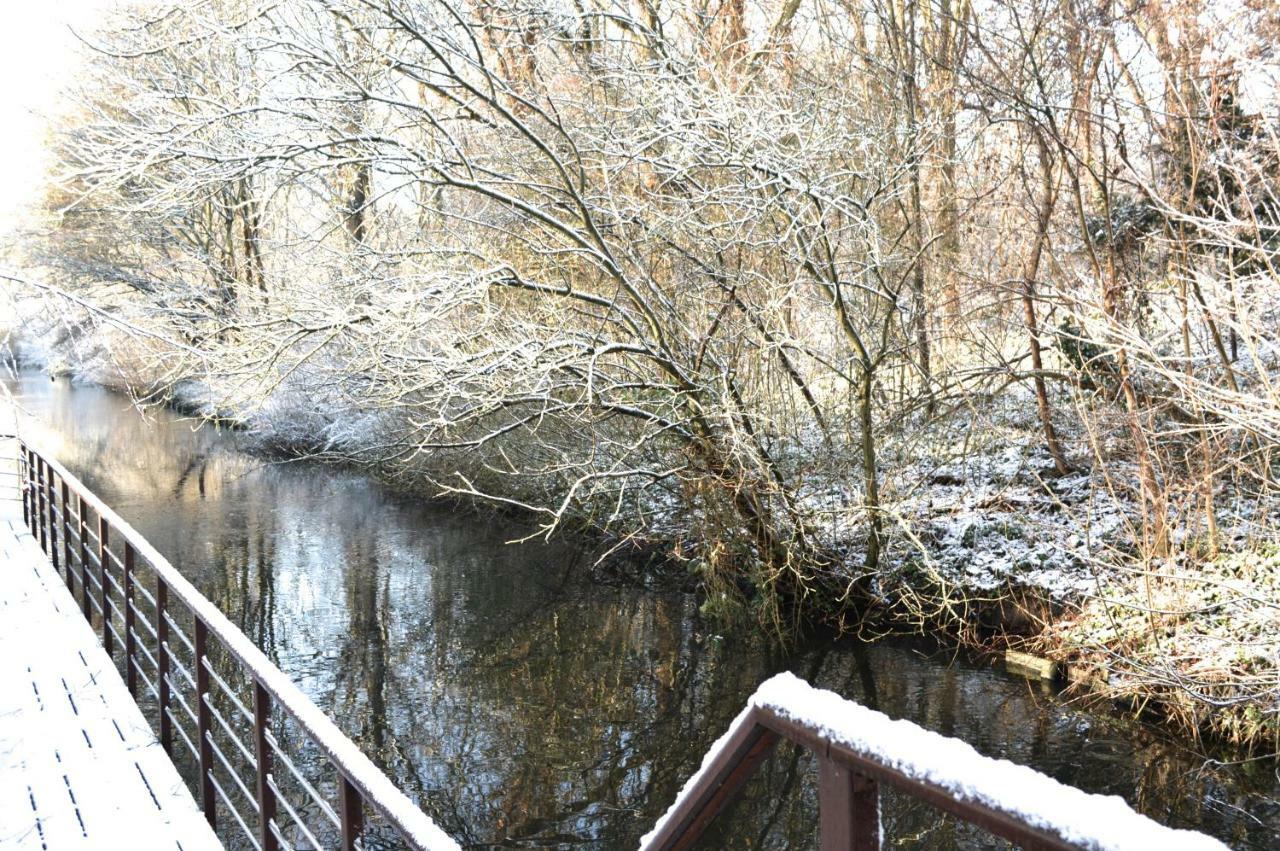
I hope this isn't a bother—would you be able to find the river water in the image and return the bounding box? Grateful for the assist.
[5,371,1277,849]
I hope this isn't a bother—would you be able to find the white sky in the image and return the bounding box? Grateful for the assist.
[0,1,115,236]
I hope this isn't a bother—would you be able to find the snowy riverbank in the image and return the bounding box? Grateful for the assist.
[5,314,1279,753]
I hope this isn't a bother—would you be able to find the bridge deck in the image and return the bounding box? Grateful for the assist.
[0,493,222,851]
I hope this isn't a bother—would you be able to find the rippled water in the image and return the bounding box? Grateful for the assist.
[5,371,1276,849]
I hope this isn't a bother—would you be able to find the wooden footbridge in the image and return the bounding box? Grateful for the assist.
[2,435,1227,850]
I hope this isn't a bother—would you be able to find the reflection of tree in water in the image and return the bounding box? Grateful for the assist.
[172,452,210,499]
[200,511,278,664]
[338,535,389,762]
[324,513,796,846]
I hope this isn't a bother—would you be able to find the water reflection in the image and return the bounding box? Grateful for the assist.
[6,372,1277,849]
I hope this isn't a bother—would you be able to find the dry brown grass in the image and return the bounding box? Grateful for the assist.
[1039,547,1280,751]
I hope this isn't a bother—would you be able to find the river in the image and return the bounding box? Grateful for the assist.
[4,370,1276,849]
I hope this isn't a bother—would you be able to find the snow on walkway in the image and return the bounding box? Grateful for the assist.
[0,492,222,851]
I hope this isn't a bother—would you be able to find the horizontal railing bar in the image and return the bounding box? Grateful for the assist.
[130,603,160,642]
[133,637,159,674]
[133,578,159,610]
[137,667,161,704]
[166,679,199,728]
[206,731,260,815]
[641,706,777,850]
[105,619,126,651]
[82,562,104,594]
[205,659,255,728]
[103,568,126,599]
[22,440,459,851]
[266,733,342,831]
[267,817,293,851]
[163,610,197,655]
[103,591,124,621]
[206,695,258,768]
[107,547,125,571]
[209,770,263,851]
[267,784,323,851]
[167,706,201,764]
[166,650,198,693]
[105,596,127,627]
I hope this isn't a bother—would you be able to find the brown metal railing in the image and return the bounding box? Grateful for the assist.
[15,440,460,851]
[642,673,1226,851]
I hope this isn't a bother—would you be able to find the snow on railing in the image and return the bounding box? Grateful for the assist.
[16,439,460,851]
[642,672,1229,851]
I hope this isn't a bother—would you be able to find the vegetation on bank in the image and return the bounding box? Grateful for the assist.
[2,0,1279,750]
[1041,547,1280,750]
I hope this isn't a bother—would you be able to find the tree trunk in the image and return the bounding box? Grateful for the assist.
[859,363,881,578]
[1024,133,1070,475]
[344,162,370,245]
[902,1,934,414]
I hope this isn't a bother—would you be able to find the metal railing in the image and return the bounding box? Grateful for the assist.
[15,440,460,851]
[641,673,1227,851]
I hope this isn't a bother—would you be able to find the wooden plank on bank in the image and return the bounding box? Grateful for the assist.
[1005,650,1058,681]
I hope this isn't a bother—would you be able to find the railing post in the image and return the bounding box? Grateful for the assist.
[339,775,364,851]
[194,617,217,830]
[60,481,71,586]
[47,467,59,571]
[157,578,172,755]
[32,455,39,544]
[44,460,53,554]
[20,446,29,527]
[99,516,112,657]
[818,758,880,851]
[36,457,47,553]
[253,680,279,851]
[78,495,90,620]
[123,542,137,696]
[24,447,34,533]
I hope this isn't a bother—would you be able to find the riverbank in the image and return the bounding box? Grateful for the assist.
[4,322,1278,757]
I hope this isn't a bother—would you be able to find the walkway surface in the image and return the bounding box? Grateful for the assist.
[0,475,222,850]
